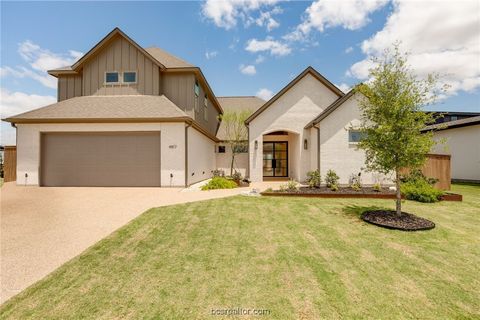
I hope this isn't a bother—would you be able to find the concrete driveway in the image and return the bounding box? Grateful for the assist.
[0,181,274,304]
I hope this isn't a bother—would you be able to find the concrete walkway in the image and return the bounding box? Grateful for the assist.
[0,181,281,304]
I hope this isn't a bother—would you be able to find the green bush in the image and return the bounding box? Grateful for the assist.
[201,177,237,190]
[372,183,381,192]
[306,170,321,188]
[401,180,444,203]
[279,180,298,192]
[330,184,339,191]
[325,169,340,188]
[400,169,438,185]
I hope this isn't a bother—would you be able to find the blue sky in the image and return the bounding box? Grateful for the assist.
[1,1,479,145]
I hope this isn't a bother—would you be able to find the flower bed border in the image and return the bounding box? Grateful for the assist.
[260,191,462,201]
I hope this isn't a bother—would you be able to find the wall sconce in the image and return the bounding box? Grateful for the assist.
[254,140,258,149]
[304,139,308,150]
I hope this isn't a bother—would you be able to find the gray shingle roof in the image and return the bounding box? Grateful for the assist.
[5,95,189,122]
[421,115,480,131]
[145,47,194,68]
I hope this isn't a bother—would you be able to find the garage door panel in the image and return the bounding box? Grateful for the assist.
[41,132,161,187]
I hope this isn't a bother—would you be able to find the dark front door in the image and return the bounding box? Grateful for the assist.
[263,141,288,177]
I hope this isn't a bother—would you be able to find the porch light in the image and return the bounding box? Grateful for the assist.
[304,139,308,150]
[255,140,258,150]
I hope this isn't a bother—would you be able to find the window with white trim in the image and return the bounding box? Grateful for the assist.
[105,72,119,83]
[348,130,367,143]
[194,80,200,112]
[204,94,208,121]
[123,72,136,83]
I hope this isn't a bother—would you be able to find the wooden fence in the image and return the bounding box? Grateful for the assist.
[402,154,451,190]
[3,146,17,183]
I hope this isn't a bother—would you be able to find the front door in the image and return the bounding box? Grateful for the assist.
[263,142,288,177]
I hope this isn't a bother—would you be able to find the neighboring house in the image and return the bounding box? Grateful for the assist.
[422,116,480,182]
[3,28,478,187]
[426,111,480,125]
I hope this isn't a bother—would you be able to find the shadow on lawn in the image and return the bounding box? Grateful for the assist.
[342,205,389,218]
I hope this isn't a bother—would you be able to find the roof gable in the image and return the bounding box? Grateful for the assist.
[305,88,357,128]
[49,28,166,76]
[245,66,344,124]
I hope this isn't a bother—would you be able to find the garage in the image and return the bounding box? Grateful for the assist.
[40,132,161,187]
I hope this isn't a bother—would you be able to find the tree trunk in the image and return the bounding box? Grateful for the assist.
[395,169,402,216]
[230,152,235,177]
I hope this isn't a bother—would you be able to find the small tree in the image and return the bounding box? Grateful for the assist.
[356,45,445,216]
[219,109,251,176]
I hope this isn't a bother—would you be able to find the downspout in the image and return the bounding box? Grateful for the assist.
[185,122,192,187]
[316,125,320,172]
[246,122,250,180]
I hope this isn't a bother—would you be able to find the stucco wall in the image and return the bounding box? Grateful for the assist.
[16,122,186,187]
[215,145,249,177]
[187,127,216,185]
[318,93,391,185]
[430,125,480,181]
[248,73,339,182]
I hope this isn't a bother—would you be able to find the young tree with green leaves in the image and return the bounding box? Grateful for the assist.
[218,109,251,176]
[356,45,445,216]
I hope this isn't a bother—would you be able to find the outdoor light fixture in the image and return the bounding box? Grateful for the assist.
[254,140,258,149]
[304,139,308,150]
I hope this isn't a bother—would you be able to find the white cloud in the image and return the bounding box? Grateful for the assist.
[256,88,273,100]
[284,0,388,41]
[345,46,354,54]
[1,40,82,89]
[0,88,56,122]
[239,64,257,75]
[335,83,351,93]
[348,0,480,96]
[245,37,292,56]
[253,6,282,31]
[205,50,218,59]
[255,55,266,64]
[202,0,281,30]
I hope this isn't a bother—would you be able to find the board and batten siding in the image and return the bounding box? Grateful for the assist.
[162,73,195,117]
[163,72,220,136]
[82,35,161,96]
[57,75,82,101]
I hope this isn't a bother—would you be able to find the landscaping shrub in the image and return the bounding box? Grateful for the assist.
[372,183,381,192]
[401,179,444,203]
[330,184,339,191]
[325,169,340,188]
[279,180,298,192]
[400,169,438,185]
[306,170,321,188]
[201,177,237,190]
[349,172,362,191]
[231,171,242,181]
[212,169,225,178]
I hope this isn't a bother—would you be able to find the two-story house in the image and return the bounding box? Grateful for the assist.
[7,28,478,187]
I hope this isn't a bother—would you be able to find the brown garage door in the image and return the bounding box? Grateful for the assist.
[40,132,161,187]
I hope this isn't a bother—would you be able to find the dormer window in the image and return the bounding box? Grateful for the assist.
[105,72,119,84]
[123,72,136,83]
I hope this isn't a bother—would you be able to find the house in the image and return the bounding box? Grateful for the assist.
[426,111,480,125]
[422,116,480,182]
[5,28,476,187]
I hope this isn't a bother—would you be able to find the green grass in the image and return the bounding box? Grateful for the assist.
[1,185,479,319]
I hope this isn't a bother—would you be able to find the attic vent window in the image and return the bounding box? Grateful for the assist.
[123,72,136,83]
[105,72,119,83]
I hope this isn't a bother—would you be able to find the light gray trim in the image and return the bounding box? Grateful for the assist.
[316,126,320,172]
[185,123,191,187]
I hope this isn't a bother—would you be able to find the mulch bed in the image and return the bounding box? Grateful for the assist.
[361,210,435,231]
[262,187,462,201]
[296,186,394,194]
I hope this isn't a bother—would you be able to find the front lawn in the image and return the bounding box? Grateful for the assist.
[1,185,479,319]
